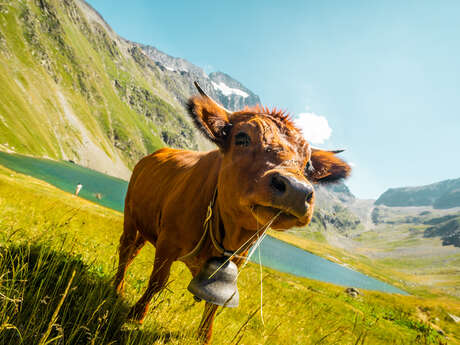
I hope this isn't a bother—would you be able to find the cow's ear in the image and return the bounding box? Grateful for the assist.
[307,148,351,184]
[187,94,231,148]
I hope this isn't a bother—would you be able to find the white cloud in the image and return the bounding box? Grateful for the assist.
[294,112,332,144]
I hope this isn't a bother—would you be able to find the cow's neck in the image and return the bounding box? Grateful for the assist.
[196,150,257,257]
[213,197,257,256]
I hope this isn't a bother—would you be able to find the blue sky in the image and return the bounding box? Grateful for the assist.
[87,0,460,199]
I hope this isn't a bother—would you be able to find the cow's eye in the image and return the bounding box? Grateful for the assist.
[235,132,251,147]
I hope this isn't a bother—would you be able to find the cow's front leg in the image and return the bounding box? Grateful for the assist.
[127,246,175,323]
[198,302,219,344]
[114,231,146,295]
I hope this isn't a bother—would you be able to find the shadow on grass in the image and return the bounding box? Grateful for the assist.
[0,244,182,345]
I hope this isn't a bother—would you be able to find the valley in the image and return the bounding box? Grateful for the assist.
[285,192,460,298]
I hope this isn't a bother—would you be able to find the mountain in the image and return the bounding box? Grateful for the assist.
[375,178,460,209]
[140,45,261,111]
[315,182,355,208]
[433,188,460,209]
[208,72,261,110]
[0,0,260,179]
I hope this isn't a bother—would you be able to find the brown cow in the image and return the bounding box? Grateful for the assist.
[114,84,351,344]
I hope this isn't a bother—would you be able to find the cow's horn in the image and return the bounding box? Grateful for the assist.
[311,147,346,154]
[194,81,207,97]
[194,81,231,114]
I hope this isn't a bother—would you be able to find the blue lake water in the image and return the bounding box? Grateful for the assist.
[252,236,407,294]
[0,151,408,294]
[0,151,127,212]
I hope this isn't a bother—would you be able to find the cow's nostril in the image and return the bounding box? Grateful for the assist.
[270,175,286,194]
[306,190,314,203]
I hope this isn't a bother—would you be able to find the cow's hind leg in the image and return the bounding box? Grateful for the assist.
[114,215,146,294]
[127,246,174,323]
[198,302,219,344]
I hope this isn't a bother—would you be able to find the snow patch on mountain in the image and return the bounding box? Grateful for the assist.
[211,81,249,98]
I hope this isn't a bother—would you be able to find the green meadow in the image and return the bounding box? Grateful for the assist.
[0,166,459,344]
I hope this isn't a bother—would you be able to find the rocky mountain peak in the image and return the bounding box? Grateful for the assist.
[139,45,260,111]
[208,72,260,110]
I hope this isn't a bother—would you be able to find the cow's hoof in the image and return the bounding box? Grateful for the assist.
[113,279,124,296]
[127,305,147,324]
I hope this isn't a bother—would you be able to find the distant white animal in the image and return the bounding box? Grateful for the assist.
[75,183,83,196]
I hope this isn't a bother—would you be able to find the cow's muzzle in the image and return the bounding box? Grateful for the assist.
[268,172,314,218]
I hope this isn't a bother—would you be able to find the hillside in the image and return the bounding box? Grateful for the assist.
[425,215,460,247]
[367,178,460,254]
[0,0,260,179]
[287,182,364,244]
[376,178,460,209]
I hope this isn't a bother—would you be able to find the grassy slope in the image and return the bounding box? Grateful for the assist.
[355,223,460,295]
[0,0,194,175]
[358,206,460,297]
[0,167,459,344]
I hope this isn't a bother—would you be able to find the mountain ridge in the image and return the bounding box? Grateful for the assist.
[140,44,261,111]
[376,177,460,209]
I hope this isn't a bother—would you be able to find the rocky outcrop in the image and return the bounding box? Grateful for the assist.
[424,216,460,247]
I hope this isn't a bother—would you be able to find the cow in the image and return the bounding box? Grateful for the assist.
[114,83,351,344]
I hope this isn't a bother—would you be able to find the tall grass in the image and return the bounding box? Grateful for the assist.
[0,242,206,345]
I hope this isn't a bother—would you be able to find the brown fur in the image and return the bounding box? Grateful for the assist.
[309,149,352,183]
[114,93,351,344]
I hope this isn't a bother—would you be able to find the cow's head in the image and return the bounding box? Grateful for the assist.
[187,84,351,235]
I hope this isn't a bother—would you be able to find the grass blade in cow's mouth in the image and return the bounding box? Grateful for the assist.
[252,204,300,224]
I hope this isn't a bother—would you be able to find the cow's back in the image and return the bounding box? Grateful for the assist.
[125,148,220,247]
